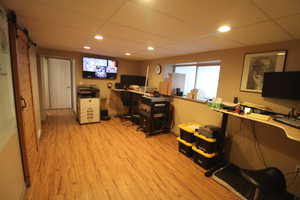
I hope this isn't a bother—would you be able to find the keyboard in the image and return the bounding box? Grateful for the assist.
[273,117,300,129]
[248,113,271,121]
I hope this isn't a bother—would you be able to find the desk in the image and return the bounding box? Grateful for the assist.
[112,88,149,96]
[213,108,300,142]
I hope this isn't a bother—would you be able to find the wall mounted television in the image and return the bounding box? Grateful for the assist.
[82,56,118,79]
[262,71,300,100]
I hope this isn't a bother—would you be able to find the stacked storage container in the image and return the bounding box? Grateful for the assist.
[192,125,224,170]
[177,123,225,170]
[177,123,201,158]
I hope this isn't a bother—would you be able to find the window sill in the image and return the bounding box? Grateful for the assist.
[172,96,208,104]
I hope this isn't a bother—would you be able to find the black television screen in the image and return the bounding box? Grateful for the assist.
[262,71,300,100]
[120,75,146,87]
[82,57,117,79]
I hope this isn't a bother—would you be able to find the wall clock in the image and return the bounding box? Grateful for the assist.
[155,64,162,75]
[107,82,113,88]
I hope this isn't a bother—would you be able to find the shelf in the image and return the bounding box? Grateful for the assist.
[213,108,300,142]
[112,88,149,96]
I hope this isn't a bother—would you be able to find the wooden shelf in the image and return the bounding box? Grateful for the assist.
[213,108,300,142]
[112,88,149,95]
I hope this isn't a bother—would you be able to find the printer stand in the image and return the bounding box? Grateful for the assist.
[139,96,170,136]
[77,86,100,124]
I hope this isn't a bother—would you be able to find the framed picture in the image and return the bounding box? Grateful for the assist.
[240,50,287,93]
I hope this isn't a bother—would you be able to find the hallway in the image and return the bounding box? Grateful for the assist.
[25,110,237,200]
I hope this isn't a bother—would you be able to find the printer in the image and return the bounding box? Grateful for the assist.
[77,86,100,98]
[77,86,100,124]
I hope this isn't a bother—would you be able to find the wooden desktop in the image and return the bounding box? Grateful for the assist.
[213,108,300,142]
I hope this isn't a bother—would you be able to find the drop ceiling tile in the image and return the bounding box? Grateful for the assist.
[100,23,175,47]
[43,0,126,21]
[2,0,126,21]
[110,1,206,40]
[276,14,300,39]
[218,22,292,46]
[3,1,105,34]
[31,27,93,49]
[18,13,103,36]
[193,36,243,50]
[252,0,300,18]
[162,36,243,56]
[131,46,177,59]
[90,37,147,53]
[133,0,267,30]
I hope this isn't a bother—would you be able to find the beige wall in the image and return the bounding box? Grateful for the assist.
[37,48,144,116]
[141,40,300,196]
[0,134,25,200]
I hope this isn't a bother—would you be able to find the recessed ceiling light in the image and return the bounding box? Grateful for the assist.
[94,35,104,40]
[147,46,154,51]
[125,53,131,56]
[218,25,231,33]
[83,46,91,50]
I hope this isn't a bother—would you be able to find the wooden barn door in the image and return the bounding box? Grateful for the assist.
[8,12,39,186]
[15,30,39,184]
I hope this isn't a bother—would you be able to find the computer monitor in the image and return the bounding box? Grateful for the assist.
[120,75,146,87]
[262,71,300,100]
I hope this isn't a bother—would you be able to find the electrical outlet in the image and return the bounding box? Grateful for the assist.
[296,165,300,174]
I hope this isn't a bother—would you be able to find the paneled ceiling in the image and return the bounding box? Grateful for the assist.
[2,0,300,60]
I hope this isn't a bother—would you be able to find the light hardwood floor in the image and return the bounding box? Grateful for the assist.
[25,109,238,200]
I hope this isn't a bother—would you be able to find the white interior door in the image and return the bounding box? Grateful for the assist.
[48,58,72,109]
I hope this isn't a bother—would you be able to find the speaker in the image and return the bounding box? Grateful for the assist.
[101,109,110,120]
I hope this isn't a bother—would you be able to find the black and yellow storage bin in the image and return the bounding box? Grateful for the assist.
[195,125,225,154]
[192,145,218,170]
[177,137,193,157]
[178,122,202,143]
[194,132,217,154]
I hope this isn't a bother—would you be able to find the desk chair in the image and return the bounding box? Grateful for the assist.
[120,91,133,120]
[120,91,141,124]
[212,164,296,200]
[240,167,295,200]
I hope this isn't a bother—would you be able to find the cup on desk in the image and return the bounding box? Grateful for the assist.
[244,107,252,114]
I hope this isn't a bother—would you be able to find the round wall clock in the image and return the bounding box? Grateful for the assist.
[155,64,162,75]
[107,82,113,88]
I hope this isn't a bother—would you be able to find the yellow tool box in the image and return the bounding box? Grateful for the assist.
[178,122,202,143]
[192,145,218,170]
[194,132,217,154]
[177,137,193,157]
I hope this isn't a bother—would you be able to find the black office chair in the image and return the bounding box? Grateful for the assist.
[240,167,295,200]
[120,91,133,120]
[213,164,297,200]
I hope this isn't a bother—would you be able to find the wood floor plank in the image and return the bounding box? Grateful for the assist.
[25,109,239,200]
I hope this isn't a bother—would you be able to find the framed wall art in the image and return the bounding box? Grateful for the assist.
[240,50,287,93]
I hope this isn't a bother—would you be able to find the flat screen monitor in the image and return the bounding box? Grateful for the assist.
[82,57,117,79]
[120,75,146,87]
[262,71,300,100]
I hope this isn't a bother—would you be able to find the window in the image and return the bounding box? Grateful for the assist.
[174,62,220,100]
[174,66,196,95]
